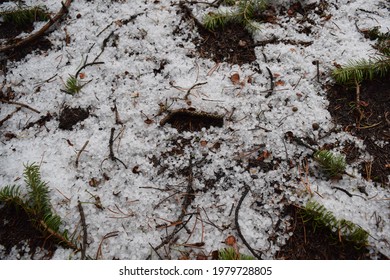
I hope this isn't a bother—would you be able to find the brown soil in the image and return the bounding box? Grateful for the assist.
[0,204,57,259]
[58,106,90,130]
[327,75,390,186]
[276,205,387,259]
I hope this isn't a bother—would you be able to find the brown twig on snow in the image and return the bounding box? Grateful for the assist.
[0,0,73,53]
[77,200,88,260]
[201,207,224,231]
[108,127,127,169]
[265,66,274,98]
[0,99,40,114]
[355,79,363,129]
[95,231,119,260]
[184,81,208,100]
[112,100,123,125]
[75,140,89,168]
[235,186,263,260]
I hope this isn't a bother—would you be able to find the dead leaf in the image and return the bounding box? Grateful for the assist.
[200,140,208,147]
[230,73,240,85]
[273,73,281,78]
[275,80,285,86]
[225,235,237,246]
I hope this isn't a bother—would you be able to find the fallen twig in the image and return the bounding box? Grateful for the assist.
[112,100,123,125]
[265,67,274,98]
[77,200,88,260]
[95,231,119,260]
[75,140,89,168]
[0,99,40,114]
[184,81,207,100]
[108,127,127,169]
[235,186,262,259]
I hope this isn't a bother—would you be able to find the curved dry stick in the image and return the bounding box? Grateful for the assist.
[235,186,263,260]
[0,0,72,53]
[77,200,88,260]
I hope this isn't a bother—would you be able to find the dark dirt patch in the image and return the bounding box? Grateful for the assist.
[58,106,90,130]
[0,204,57,259]
[276,205,383,260]
[24,112,53,130]
[2,38,53,61]
[177,2,256,65]
[160,109,223,132]
[194,22,257,65]
[327,74,390,185]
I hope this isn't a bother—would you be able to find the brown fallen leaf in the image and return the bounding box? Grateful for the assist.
[230,73,240,85]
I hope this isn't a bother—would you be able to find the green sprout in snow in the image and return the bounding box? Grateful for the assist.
[218,247,255,260]
[203,0,268,32]
[313,149,347,179]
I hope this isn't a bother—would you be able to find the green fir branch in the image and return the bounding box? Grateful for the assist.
[23,163,52,216]
[332,56,390,84]
[203,11,235,30]
[302,201,369,247]
[0,163,77,250]
[332,27,390,84]
[313,149,346,178]
[0,185,24,208]
[203,0,268,31]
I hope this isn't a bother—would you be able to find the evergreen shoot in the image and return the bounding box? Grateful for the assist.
[313,149,346,179]
[0,163,76,249]
[63,75,84,95]
[218,247,255,260]
[203,0,268,31]
[302,201,369,247]
[332,55,390,84]
[332,28,390,84]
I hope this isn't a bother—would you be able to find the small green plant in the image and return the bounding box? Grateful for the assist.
[313,149,346,178]
[0,5,49,27]
[0,163,76,249]
[302,201,369,248]
[332,28,390,84]
[218,247,255,260]
[203,0,268,31]
[62,75,87,95]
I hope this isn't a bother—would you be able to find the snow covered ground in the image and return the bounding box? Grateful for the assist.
[0,0,389,259]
